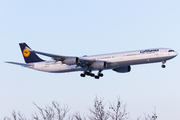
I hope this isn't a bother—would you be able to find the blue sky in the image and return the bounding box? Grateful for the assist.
[0,0,180,119]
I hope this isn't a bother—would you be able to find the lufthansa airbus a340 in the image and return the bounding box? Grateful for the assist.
[6,43,178,79]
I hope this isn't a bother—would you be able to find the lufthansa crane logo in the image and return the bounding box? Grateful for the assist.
[23,48,31,57]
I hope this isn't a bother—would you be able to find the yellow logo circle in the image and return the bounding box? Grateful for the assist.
[23,48,31,57]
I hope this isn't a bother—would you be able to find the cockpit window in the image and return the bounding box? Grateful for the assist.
[168,50,175,52]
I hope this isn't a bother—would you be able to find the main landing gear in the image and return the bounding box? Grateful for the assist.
[161,61,166,68]
[80,70,103,79]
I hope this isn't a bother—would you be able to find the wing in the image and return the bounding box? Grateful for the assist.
[26,47,73,61]
[26,47,107,70]
[5,61,33,67]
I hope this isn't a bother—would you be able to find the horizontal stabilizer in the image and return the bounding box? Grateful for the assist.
[5,61,33,67]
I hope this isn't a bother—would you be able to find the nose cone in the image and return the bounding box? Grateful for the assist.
[175,52,178,56]
[173,51,178,57]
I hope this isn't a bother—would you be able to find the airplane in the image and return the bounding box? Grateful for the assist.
[5,43,178,79]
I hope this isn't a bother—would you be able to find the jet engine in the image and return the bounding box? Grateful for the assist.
[113,66,131,73]
[63,57,79,65]
[90,61,107,70]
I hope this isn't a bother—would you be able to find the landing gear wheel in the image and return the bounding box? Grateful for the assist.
[80,73,85,77]
[162,65,166,68]
[91,74,95,77]
[85,72,91,76]
[95,76,99,79]
[99,73,103,77]
[97,70,103,78]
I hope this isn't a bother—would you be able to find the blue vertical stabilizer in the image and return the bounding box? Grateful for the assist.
[19,43,44,63]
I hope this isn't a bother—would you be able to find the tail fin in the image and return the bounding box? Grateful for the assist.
[19,43,44,63]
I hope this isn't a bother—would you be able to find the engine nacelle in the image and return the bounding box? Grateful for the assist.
[90,61,107,70]
[63,57,79,65]
[113,66,131,73]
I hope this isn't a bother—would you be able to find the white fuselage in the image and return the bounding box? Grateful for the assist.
[28,48,177,73]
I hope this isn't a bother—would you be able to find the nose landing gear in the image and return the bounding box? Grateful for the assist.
[161,61,166,68]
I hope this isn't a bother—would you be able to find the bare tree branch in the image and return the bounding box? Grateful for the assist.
[3,110,27,120]
[107,97,129,120]
[88,96,108,120]
[137,116,141,120]
[144,114,153,120]
[72,112,82,120]
[33,102,46,120]
[12,111,16,120]
[17,111,27,120]
[70,112,87,120]
[52,101,70,120]
[138,113,155,120]
[32,112,39,120]
[32,101,70,120]
[3,117,11,120]
[2,98,157,120]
